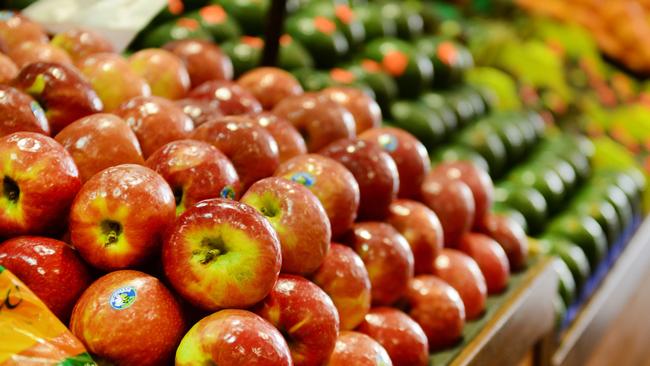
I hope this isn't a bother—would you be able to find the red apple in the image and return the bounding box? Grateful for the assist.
[327,331,393,366]
[176,98,222,127]
[344,222,414,306]
[188,80,262,116]
[249,112,307,162]
[360,127,429,199]
[433,249,487,319]
[387,199,443,275]
[191,116,279,189]
[242,177,330,275]
[237,67,304,110]
[70,270,185,366]
[0,85,49,136]
[129,48,190,100]
[146,139,241,214]
[76,52,151,112]
[0,236,92,322]
[0,132,81,237]
[163,39,234,88]
[163,198,281,309]
[114,95,194,158]
[55,113,144,182]
[176,309,292,366]
[311,243,371,330]
[479,213,528,271]
[273,93,356,152]
[255,274,340,366]
[8,41,72,68]
[12,62,103,134]
[431,161,493,228]
[458,233,510,294]
[50,27,114,62]
[0,53,18,83]
[320,87,381,134]
[357,307,429,366]
[421,174,475,246]
[275,154,360,238]
[69,164,175,270]
[320,138,399,220]
[0,13,48,49]
[404,275,465,350]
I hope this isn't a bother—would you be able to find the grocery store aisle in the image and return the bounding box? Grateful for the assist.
[587,267,650,365]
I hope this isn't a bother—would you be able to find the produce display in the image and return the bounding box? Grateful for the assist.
[0,0,648,365]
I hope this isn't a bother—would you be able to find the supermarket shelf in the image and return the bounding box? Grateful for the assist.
[430,256,558,366]
[545,216,650,366]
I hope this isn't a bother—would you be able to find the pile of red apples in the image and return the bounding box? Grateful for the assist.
[0,13,528,366]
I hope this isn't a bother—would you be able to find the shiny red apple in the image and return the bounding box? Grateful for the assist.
[176,98,222,127]
[275,154,360,238]
[69,164,175,270]
[129,48,190,100]
[273,93,356,152]
[55,113,144,182]
[320,87,382,134]
[0,85,49,136]
[0,13,48,49]
[433,249,487,319]
[163,39,234,87]
[0,132,81,237]
[327,331,393,366]
[237,67,304,110]
[249,112,307,162]
[70,270,186,366]
[479,212,529,271]
[50,27,114,62]
[387,199,443,275]
[8,41,72,68]
[421,174,475,246]
[188,80,262,116]
[255,274,340,366]
[458,233,510,294]
[320,138,399,220]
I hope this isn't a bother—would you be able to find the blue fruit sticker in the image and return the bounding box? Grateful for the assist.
[378,134,398,152]
[220,185,236,200]
[109,286,137,310]
[290,172,315,187]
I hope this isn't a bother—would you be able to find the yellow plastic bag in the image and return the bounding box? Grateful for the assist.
[0,265,96,366]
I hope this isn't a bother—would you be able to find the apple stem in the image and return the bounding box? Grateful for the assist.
[2,177,19,203]
[196,237,228,265]
[100,220,122,247]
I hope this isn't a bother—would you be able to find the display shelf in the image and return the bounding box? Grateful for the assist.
[539,215,650,366]
[430,256,557,366]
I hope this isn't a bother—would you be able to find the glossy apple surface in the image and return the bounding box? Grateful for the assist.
[163,39,234,87]
[12,62,103,134]
[0,236,92,322]
[69,164,175,270]
[431,161,493,228]
[70,270,185,366]
[249,112,307,162]
[237,67,304,110]
[357,307,429,366]
[404,275,465,350]
[275,154,360,238]
[344,222,414,306]
[321,87,381,133]
[8,41,72,68]
[55,113,144,182]
[0,85,49,136]
[242,177,330,275]
[0,54,18,83]
[146,139,241,215]
[273,93,356,152]
[360,127,429,199]
[255,274,340,366]
[311,243,371,330]
[0,14,48,49]
[327,331,393,366]
[433,249,487,319]
[115,95,194,158]
[188,80,262,116]
[192,116,279,189]
[320,138,399,220]
[176,98,222,127]
[421,174,475,246]
[458,233,510,294]
[387,199,443,275]
[76,52,151,112]
[50,27,114,61]
[479,212,529,271]
[176,309,292,366]
[129,48,190,100]
[0,132,81,237]
[163,198,281,310]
